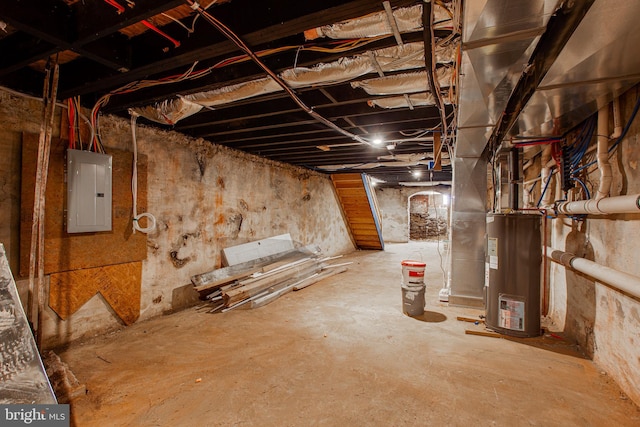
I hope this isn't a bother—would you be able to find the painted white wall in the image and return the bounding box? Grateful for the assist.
[375,186,411,242]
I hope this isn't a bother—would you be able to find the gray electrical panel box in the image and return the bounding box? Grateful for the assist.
[66,149,113,233]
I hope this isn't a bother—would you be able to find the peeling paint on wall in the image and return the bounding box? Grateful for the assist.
[0,88,355,347]
[546,86,640,405]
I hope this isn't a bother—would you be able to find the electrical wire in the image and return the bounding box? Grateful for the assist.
[103,0,125,14]
[87,35,390,129]
[572,95,640,175]
[187,0,378,146]
[1,85,95,149]
[511,137,563,147]
[423,0,450,150]
[162,12,194,34]
[428,172,449,289]
[537,168,555,207]
[88,1,461,151]
[66,96,85,150]
[67,98,76,149]
[142,19,181,48]
[129,111,156,234]
[572,176,591,199]
[189,0,218,33]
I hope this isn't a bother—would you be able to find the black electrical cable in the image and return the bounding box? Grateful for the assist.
[186,0,374,146]
[422,0,450,158]
[572,95,640,175]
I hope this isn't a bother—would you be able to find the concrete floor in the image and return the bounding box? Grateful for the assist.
[58,242,640,426]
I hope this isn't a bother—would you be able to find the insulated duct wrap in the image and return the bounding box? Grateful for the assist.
[304,4,452,40]
[129,97,203,125]
[184,77,282,107]
[281,57,378,89]
[351,68,453,95]
[184,43,455,107]
[368,92,436,109]
[281,43,431,88]
[316,159,439,171]
[318,154,451,172]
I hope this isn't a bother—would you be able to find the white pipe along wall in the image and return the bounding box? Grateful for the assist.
[546,246,640,300]
[540,145,554,208]
[556,193,640,214]
[556,101,640,215]
[595,104,612,200]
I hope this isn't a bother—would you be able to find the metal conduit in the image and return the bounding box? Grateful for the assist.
[546,246,640,300]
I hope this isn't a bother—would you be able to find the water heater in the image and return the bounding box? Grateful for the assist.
[485,213,541,337]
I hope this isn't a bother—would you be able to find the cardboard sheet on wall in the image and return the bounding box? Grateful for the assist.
[19,133,147,276]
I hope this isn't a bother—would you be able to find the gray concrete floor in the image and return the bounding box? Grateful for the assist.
[59,242,640,426]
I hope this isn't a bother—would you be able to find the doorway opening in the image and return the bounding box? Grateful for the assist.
[408,191,449,241]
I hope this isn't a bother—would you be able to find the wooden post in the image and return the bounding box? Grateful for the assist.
[433,132,442,171]
[28,57,59,347]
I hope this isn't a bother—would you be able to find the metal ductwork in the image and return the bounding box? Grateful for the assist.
[449,0,640,307]
[448,0,556,306]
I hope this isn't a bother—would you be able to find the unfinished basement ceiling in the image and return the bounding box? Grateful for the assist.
[3,1,637,187]
[0,0,460,186]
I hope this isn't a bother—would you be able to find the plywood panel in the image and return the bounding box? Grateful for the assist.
[20,133,147,276]
[49,262,141,325]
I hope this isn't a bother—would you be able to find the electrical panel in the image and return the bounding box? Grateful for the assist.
[66,149,113,233]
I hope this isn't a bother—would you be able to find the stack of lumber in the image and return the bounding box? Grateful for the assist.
[191,249,348,313]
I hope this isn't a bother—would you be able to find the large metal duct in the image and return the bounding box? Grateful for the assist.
[449,0,640,307]
[448,0,555,306]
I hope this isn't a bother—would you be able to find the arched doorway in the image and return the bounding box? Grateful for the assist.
[408,191,449,241]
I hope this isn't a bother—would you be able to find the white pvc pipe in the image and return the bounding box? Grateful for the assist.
[555,102,640,215]
[540,145,554,207]
[595,105,612,200]
[546,246,640,300]
[129,111,157,234]
[523,186,532,208]
[556,193,640,215]
[611,97,623,140]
